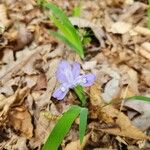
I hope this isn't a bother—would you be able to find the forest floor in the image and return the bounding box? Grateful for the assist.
[0,0,150,149]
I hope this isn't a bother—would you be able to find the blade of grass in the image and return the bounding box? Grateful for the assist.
[79,108,88,143]
[49,15,77,47]
[48,30,84,58]
[127,95,150,102]
[43,2,73,27]
[42,1,84,58]
[42,105,81,150]
[74,85,87,106]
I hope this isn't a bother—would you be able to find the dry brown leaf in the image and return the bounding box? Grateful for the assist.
[127,68,139,94]
[134,26,150,36]
[141,42,150,53]
[110,22,132,34]
[0,45,50,86]
[33,73,47,91]
[102,78,120,103]
[0,4,11,33]
[90,84,104,107]
[64,133,90,150]
[14,23,33,51]
[1,134,28,150]
[125,99,150,131]
[0,87,29,126]
[36,58,59,108]
[99,105,150,140]
[119,2,145,21]
[139,47,150,60]
[29,112,53,148]
[8,105,33,138]
[82,60,97,70]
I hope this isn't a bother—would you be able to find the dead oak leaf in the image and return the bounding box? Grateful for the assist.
[99,105,150,140]
[8,105,33,139]
[0,87,29,126]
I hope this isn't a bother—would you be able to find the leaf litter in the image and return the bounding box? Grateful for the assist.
[0,0,150,149]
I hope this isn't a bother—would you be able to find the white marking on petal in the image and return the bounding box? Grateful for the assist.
[82,77,87,84]
[61,86,66,92]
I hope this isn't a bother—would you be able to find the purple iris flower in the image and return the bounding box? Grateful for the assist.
[52,60,96,100]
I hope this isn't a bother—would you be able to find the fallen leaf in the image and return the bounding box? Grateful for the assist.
[29,111,53,149]
[33,73,47,91]
[102,78,120,103]
[99,105,150,140]
[0,87,29,126]
[90,84,104,107]
[124,98,150,131]
[14,23,33,51]
[0,4,11,34]
[82,60,97,70]
[8,105,33,138]
[110,22,132,34]
[64,133,90,150]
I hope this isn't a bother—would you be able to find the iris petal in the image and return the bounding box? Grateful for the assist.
[76,74,96,87]
[72,62,81,79]
[52,84,69,100]
[56,60,73,83]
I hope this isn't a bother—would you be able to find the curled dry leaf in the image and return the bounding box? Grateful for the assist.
[0,87,29,126]
[99,105,150,140]
[14,24,33,51]
[124,99,150,131]
[64,133,90,150]
[8,105,33,138]
[100,66,121,103]
[102,78,120,103]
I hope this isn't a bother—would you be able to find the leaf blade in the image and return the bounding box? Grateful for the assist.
[74,85,87,106]
[79,108,88,143]
[42,105,81,150]
[42,1,84,58]
[127,95,150,102]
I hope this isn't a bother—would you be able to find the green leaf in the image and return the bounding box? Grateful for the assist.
[74,85,87,106]
[48,30,84,57]
[79,108,88,143]
[42,105,81,150]
[127,95,150,102]
[72,5,81,17]
[49,15,77,47]
[43,2,73,27]
[42,1,84,59]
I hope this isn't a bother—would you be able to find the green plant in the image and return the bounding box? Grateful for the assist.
[43,105,88,150]
[127,95,150,102]
[72,4,81,17]
[40,1,84,59]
